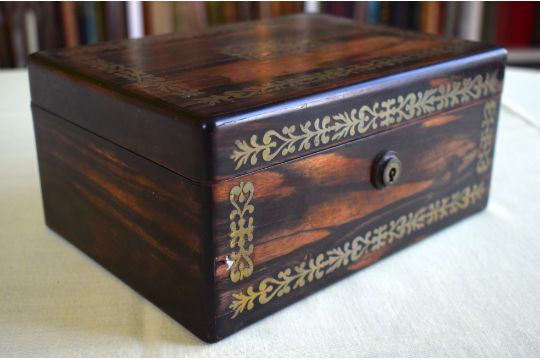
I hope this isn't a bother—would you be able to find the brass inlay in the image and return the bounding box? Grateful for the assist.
[65,40,477,107]
[228,182,486,318]
[476,99,497,174]
[75,56,204,99]
[228,181,255,282]
[231,71,501,170]
[195,41,478,106]
[220,39,324,60]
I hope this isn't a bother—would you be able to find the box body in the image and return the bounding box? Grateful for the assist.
[29,14,506,342]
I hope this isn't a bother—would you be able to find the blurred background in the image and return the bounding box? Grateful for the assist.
[1,1,539,69]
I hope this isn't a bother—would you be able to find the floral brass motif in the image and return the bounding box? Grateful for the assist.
[65,40,476,107]
[477,99,497,174]
[228,181,255,283]
[74,56,204,99]
[228,182,486,318]
[230,71,501,170]
[195,42,477,106]
[220,39,324,60]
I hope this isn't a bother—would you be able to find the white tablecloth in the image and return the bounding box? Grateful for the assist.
[1,67,539,357]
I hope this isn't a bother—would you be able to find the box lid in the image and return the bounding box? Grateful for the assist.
[28,14,505,182]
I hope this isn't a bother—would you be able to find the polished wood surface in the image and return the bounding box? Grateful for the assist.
[211,96,499,338]
[213,58,505,179]
[32,105,215,341]
[29,14,505,342]
[31,14,497,118]
[29,14,504,181]
[32,93,500,340]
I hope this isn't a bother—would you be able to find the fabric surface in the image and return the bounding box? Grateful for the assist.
[0,67,539,357]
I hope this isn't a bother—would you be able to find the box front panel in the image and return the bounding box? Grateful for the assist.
[211,94,501,339]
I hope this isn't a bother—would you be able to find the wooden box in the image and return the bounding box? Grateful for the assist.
[28,14,506,342]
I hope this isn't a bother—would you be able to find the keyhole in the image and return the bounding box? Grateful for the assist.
[388,167,396,183]
[372,150,402,189]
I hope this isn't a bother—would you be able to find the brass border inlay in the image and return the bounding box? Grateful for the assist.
[63,39,478,107]
[75,56,204,99]
[476,99,497,174]
[228,181,255,283]
[230,71,501,170]
[193,41,476,106]
[228,182,486,318]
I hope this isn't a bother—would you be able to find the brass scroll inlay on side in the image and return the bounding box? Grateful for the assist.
[476,99,497,174]
[230,71,501,170]
[228,182,486,318]
[228,181,255,283]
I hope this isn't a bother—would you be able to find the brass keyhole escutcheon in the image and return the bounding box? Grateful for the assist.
[372,151,402,189]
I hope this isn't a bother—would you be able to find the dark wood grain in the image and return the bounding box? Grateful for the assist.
[211,96,499,339]
[32,105,215,342]
[28,14,506,181]
[212,58,505,178]
[31,14,498,118]
[29,14,505,342]
[28,59,207,181]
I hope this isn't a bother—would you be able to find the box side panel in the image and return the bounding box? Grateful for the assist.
[32,105,215,341]
[28,56,207,182]
[211,93,501,339]
[213,49,506,180]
